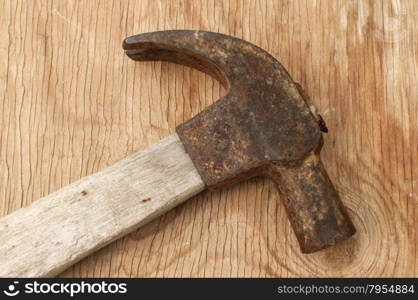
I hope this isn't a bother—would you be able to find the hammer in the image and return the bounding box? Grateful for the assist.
[0,30,355,277]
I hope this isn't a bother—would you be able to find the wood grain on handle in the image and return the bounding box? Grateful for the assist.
[0,134,205,277]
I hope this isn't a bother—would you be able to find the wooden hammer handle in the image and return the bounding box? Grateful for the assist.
[0,134,205,277]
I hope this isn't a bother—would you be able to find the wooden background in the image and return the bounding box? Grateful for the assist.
[0,0,416,277]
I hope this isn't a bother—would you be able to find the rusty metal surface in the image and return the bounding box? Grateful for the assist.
[123,30,355,253]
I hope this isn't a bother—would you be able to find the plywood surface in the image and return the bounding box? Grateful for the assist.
[0,0,416,277]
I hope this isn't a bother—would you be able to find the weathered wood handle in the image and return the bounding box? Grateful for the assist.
[0,134,205,277]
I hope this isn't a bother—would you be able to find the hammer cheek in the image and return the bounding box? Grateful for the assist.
[268,154,356,253]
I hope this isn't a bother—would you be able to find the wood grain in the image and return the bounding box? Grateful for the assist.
[0,0,416,277]
[0,134,204,277]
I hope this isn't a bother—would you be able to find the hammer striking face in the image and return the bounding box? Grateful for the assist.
[124,30,355,253]
[0,30,355,277]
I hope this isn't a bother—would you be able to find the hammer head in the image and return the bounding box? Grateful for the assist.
[123,30,355,253]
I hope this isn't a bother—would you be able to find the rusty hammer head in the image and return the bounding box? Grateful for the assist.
[123,30,355,253]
